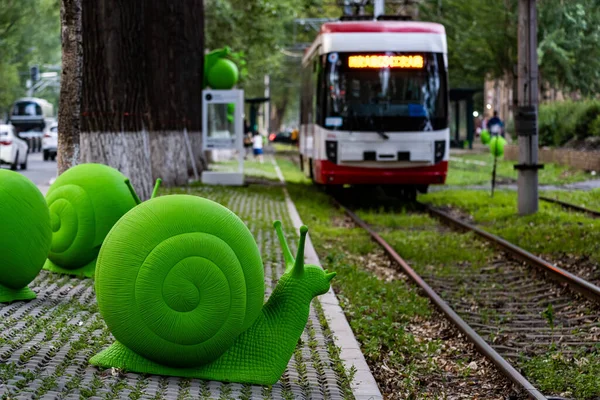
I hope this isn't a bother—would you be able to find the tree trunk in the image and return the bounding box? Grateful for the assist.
[57,0,83,175]
[80,0,204,200]
[271,87,291,134]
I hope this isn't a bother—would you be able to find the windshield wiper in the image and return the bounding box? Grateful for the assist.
[376,130,389,140]
[369,109,389,140]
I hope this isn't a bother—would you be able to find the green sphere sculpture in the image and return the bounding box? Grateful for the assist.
[207,58,239,90]
[489,136,507,157]
[0,170,52,303]
[480,129,491,145]
[90,195,336,385]
[43,163,140,278]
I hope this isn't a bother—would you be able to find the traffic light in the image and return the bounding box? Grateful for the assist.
[30,65,39,83]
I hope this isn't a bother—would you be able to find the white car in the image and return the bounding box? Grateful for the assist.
[0,124,28,170]
[42,124,58,161]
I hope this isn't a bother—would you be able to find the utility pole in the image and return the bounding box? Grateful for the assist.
[374,0,385,18]
[264,75,270,135]
[515,0,542,215]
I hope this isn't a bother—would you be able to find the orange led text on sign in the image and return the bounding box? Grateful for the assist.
[348,55,424,69]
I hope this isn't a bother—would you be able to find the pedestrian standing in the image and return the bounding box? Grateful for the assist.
[252,133,264,164]
[487,111,505,138]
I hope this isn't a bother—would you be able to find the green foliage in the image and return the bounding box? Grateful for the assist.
[0,0,61,113]
[538,99,600,146]
[420,0,600,94]
[420,0,518,88]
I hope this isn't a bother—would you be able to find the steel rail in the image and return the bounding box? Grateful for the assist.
[540,196,600,218]
[335,201,547,400]
[423,204,600,305]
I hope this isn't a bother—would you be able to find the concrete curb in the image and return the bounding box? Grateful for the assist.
[272,157,383,400]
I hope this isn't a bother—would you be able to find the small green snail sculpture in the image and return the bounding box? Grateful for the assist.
[44,163,152,278]
[90,194,336,385]
[0,170,52,303]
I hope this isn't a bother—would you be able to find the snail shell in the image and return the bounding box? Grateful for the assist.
[46,163,138,270]
[95,195,265,367]
[0,170,51,289]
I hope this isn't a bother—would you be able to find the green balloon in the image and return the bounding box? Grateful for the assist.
[0,170,51,301]
[489,136,507,157]
[480,129,491,145]
[207,58,239,90]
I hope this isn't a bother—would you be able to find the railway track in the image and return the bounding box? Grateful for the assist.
[539,196,600,218]
[334,198,600,400]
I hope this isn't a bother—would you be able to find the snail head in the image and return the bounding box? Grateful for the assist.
[273,221,336,297]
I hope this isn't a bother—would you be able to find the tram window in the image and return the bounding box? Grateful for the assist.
[322,52,448,132]
[13,102,42,117]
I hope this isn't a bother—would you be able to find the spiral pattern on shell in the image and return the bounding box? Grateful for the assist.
[45,163,138,270]
[95,195,265,367]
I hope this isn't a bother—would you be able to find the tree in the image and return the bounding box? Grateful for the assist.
[0,0,61,114]
[79,0,204,199]
[57,0,82,174]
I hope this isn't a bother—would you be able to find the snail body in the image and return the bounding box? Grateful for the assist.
[0,170,52,302]
[44,163,140,278]
[90,195,335,385]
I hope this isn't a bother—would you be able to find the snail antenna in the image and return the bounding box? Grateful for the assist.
[125,179,142,205]
[293,226,308,277]
[151,178,162,199]
[273,220,295,268]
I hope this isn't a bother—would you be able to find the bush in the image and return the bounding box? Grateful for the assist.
[537,99,600,147]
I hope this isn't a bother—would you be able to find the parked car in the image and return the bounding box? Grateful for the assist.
[268,131,297,144]
[43,123,58,161]
[0,124,28,170]
[19,130,43,153]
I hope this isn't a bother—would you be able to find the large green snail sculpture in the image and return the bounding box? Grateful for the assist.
[0,170,52,303]
[43,163,145,278]
[90,195,336,385]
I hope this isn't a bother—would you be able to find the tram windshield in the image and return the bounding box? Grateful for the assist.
[324,52,448,132]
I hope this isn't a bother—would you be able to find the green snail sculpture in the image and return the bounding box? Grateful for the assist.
[0,170,52,303]
[90,195,336,385]
[43,163,146,278]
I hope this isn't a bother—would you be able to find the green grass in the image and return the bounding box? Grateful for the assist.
[448,153,593,186]
[211,158,279,181]
[522,349,600,399]
[542,188,600,211]
[420,189,600,267]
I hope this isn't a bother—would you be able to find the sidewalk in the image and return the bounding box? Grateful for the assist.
[0,165,381,399]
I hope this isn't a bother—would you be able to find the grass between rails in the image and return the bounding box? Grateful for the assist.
[542,188,600,211]
[420,189,600,265]
[448,153,593,186]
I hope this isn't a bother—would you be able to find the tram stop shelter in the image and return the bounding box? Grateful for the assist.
[449,88,480,149]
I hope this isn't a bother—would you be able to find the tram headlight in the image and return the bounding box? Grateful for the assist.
[434,140,446,163]
[326,140,338,164]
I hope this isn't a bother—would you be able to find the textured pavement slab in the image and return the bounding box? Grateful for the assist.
[0,184,356,399]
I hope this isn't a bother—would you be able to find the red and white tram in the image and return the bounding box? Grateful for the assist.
[299,20,449,195]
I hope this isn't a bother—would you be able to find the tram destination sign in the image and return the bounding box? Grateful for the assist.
[348,55,424,69]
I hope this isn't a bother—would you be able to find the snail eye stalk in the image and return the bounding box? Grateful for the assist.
[125,179,142,205]
[151,178,162,199]
[273,220,295,268]
[292,226,308,277]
